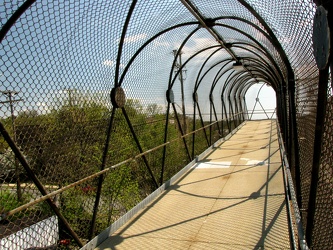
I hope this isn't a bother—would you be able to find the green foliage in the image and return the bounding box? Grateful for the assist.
[0,118,11,153]
[0,90,218,239]
[99,164,141,227]
[0,190,39,222]
[0,190,24,214]
[59,187,93,239]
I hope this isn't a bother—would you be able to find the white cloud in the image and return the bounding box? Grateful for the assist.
[35,101,50,114]
[182,37,215,54]
[123,33,147,43]
[152,40,170,47]
[102,60,126,69]
[103,60,115,67]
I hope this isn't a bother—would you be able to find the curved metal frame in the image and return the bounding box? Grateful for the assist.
[3,0,321,249]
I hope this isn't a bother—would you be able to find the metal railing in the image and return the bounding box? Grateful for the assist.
[276,119,309,250]
[1,1,333,249]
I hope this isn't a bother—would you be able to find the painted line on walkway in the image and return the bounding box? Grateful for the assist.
[194,162,231,168]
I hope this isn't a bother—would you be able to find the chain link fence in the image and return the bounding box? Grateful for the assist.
[0,0,332,249]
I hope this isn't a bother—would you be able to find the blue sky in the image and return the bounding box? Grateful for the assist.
[1,1,276,120]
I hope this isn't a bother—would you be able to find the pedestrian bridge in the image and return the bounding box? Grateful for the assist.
[90,120,290,249]
[1,1,332,250]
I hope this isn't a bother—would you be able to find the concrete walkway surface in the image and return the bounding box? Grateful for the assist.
[95,120,290,249]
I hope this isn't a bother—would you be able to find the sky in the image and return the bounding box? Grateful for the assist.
[1,0,277,121]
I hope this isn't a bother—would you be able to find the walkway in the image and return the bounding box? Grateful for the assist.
[95,120,290,249]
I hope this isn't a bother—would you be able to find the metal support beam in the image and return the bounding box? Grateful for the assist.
[306,66,329,247]
[0,122,84,247]
[179,0,238,61]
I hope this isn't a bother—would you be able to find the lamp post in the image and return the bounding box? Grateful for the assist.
[1,90,23,201]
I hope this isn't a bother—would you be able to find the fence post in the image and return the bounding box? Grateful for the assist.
[306,3,332,246]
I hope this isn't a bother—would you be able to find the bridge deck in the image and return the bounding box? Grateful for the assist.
[95,120,290,249]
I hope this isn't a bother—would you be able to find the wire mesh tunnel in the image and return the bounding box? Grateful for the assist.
[0,0,332,249]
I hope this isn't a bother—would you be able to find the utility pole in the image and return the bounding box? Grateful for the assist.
[1,90,23,201]
[173,50,187,133]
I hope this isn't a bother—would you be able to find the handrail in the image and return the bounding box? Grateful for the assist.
[0,114,243,219]
[276,120,309,250]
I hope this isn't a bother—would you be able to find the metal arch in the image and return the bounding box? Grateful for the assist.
[223,71,251,97]
[244,65,278,90]
[222,74,250,117]
[115,0,138,87]
[169,41,251,137]
[238,57,280,90]
[216,18,287,82]
[191,57,233,154]
[0,0,36,43]
[223,72,251,127]
[239,62,279,90]
[236,0,299,179]
[195,58,234,92]
[221,70,240,131]
[205,65,234,133]
[231,43,283,84]
[116,20,233,170]
[233,74,258,98]
[214,23,286,83]
[171,41,267,93]
[214,16,269,36]
[240,78,259,98]
[194,48,230,90]
[190,45,274,97]
[197,62,235,139]
[178,0,289,103]
[213,25,286,125]
[229,74,254,106]
[215,68,246,126]
[212,66,249,122]
[207,63,239,140]
[157,8,289,127]
[170,44,222,89]
[162,26,202,184]
[226,73,255,112]
[210,64,235,95]
[118,21,199,86]
[171,45,230,148]
[243,65,279,90]
[209,23,286,85]
[168,27,200,90]
[215,68,245,106]
[232,42,282,76]
[241,55,281,84]
[229,74,252,119]
[179,0,239,61]
[236,0,294,78]
[214,15,288,72]
[189,43,274,92]
[236,76,258,99]
[231,44,284,87]
[235,78,259,117]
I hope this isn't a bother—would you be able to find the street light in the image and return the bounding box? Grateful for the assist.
[232,61,244,71]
